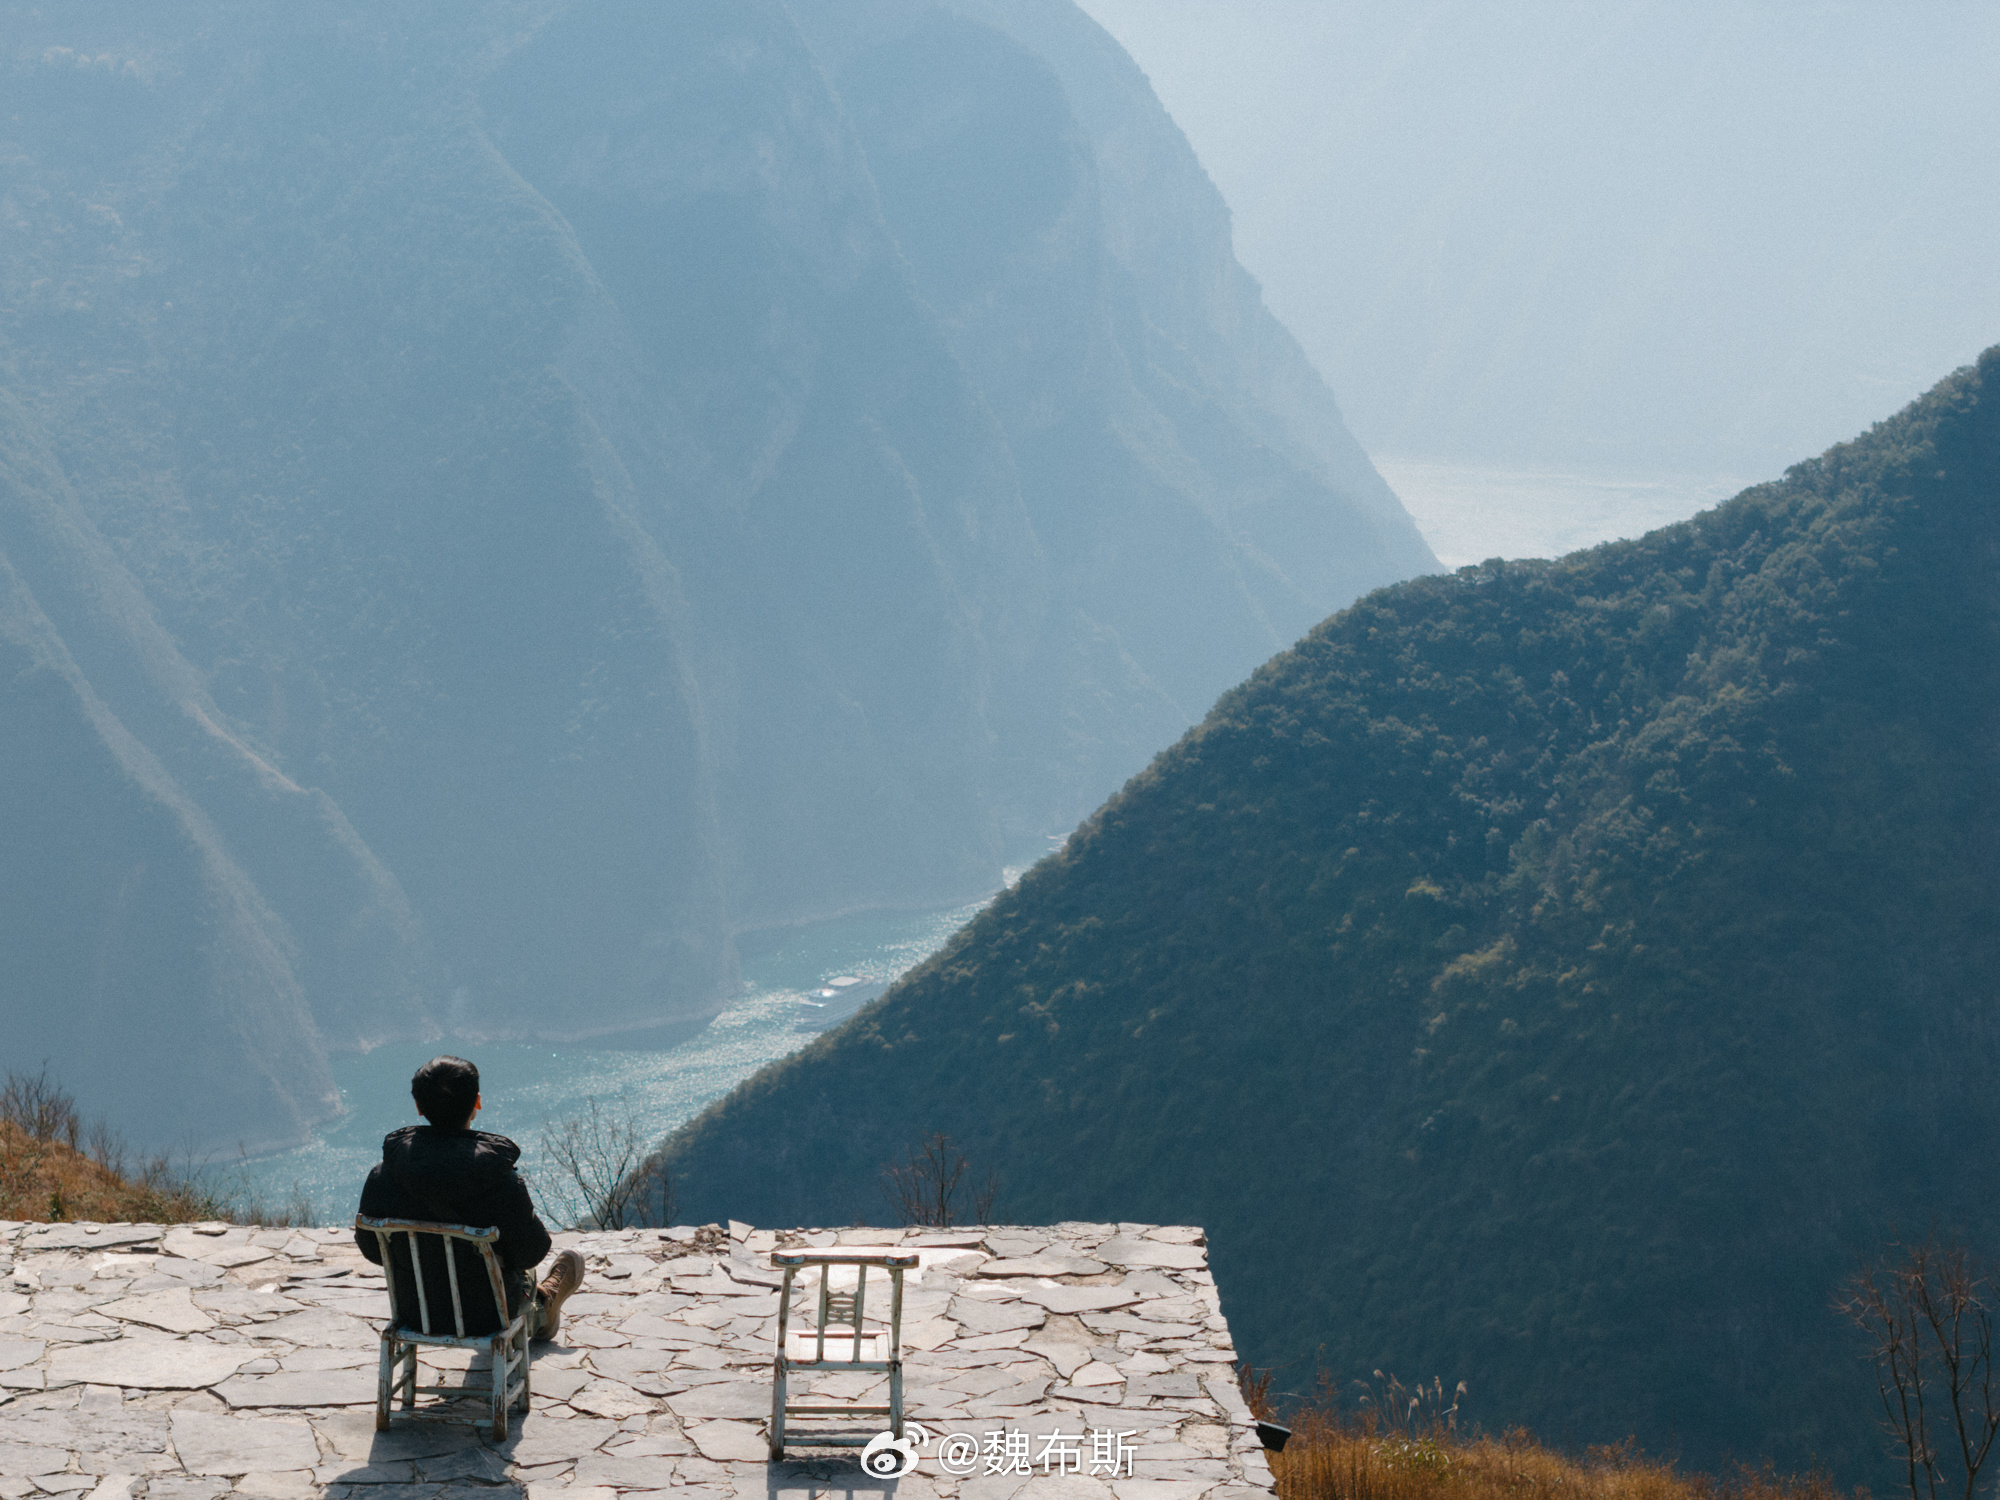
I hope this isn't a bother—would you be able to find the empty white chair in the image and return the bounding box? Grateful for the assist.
[769,1247,918,1457]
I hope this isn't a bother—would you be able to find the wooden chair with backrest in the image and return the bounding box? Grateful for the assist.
[355,1214,533,1440]
[768,1247,919,1458]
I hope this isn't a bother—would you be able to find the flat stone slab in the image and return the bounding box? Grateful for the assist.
[0,1221,1272,1498]
[216,1367,378,1407]
[1010,1284,1144,1315]
[663,1382,773,1420]
[253,1308,379,1346]
[0,1340,45,1371]
[170,1411,319,1475]
[45,1337,248,1389]
[18,1226,163,1253]
[981,1254,1111,1278]
[686,1419,767,1462]
[1091,1238,1210,1271]
[94,1288,215,1335]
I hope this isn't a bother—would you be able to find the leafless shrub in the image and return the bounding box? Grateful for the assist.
[85,1118,127,1176]
[201,1149,317,1228]
[1838,1234,2000,1500]
[132,1153,241,1224]
[1240,1363,1277,1421]
[1,1064,81,1147]
[539,1098,672,1230]
[881,1131,997,1228]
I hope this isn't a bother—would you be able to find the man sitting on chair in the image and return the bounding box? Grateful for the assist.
[355,1055,584,1339]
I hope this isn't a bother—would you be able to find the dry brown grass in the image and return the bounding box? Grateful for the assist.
[1252,1373,1859,1500]
[0,1066,311,1226]
[1270,1424,1855,1500]
[0,1119,230,1224]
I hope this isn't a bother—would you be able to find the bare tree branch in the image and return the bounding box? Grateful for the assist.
[882,1131,996,1228]
[1840,1234,2000,1500]
[0,1063,81,1148]
[538,1098,673,1230]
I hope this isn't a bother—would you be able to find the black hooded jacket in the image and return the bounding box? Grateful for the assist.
[354,1125,553,1336]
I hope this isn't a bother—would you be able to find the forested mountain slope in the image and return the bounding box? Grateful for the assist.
[0,0,1426,1148]
[661,350,2000,1483]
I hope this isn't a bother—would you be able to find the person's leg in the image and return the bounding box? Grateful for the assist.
[533,1249,585,1340]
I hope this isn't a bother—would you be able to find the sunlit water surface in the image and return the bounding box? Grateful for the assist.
[1377,457,1754,571]
[233,877,1025,1225]
[238,462,1741,1223]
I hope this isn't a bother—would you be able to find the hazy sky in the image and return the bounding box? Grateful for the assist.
[1072,1,2000,479]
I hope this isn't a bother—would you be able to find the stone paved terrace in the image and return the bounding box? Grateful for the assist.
[0,1220,1277,1500]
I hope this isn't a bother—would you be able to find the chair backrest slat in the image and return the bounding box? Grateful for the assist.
[815,1265,830,1363]
[852,1266,870,1363]
[479,1233,511,1329]
[410,1232,433,1332]
[371,1228,402,1326]
[444,1233,466,1338]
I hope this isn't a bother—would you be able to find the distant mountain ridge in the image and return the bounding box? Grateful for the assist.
[0,0,1429,1149]
[658,349,2000,1484]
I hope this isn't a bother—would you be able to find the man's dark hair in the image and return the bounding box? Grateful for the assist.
[411,1056,479,1127]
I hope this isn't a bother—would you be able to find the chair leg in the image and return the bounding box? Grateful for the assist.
[376,1335,395,1432]
[491,1333,509,1442]
[890,1360,904,1439]
[400,1346,418,1410]
[769,1359,787,1460]
[516,1322,532,1412]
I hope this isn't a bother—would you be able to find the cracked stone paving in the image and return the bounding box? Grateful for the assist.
[0,1219,1278,1500]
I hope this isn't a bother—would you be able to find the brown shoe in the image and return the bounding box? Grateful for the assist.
[534,1250,584,1341]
